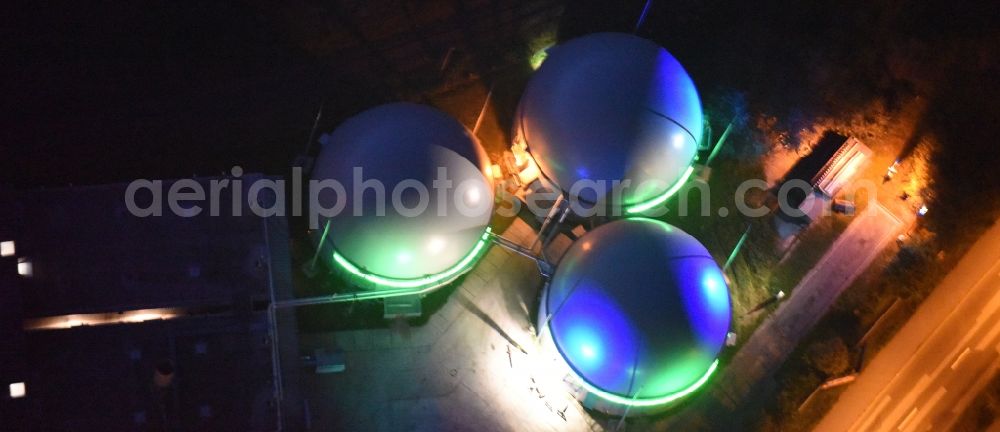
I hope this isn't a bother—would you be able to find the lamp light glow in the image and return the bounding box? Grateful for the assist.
[16,258,32,277]
[465,187,481,205]
[572,359,718,407]
[9,382,26,399]
[427,237,446,254]
[0,241,14,257]
[672,133,685,149]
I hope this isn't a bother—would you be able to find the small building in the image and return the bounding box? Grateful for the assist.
[777,133,871,228]
[812,136,872,198]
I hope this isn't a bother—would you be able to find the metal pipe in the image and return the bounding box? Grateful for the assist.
[472,84,494,136]
[262,218,284,431]
[278,232,553,309]
[302,102,324,156]
[489,233,553,278]
[308,220,331,272]
[633,0,654,34]
[705,119,734,167]
[275,287,419,308]
[439,47,456,73]
[490,233,539,262]
[723,224,751,272]
[540,203,572,255]
[531,194,565,251]
[538,276,585,338]
[615,360,643,431]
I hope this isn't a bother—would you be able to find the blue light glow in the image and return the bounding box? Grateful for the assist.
[676,257,732,351]
[517,33,703,208]
[544,218,731,406]
[699,266,731,318]
[551,281,639,392]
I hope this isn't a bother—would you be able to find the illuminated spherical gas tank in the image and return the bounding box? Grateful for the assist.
[515,32,703,212]
[538,218,730,414]
[311,103,494,290]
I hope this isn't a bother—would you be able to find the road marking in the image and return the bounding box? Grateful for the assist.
[902,387,947,432]
[870,264,1000,428]
[951,348,972,370]
[926,268,1000,374]
[897,407,918,431]
[976,293,1000,351]
[978,318,1000,351]
[942,355,1000,432]
[853,395,892,432]
[823,226,1000,432]
[882,375,931,429]
[977,280,1000,323]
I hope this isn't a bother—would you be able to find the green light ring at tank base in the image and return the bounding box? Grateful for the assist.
[624,165,696,214]
[571,358,719,408]
[539,310,720,409]
[330,227,492,292]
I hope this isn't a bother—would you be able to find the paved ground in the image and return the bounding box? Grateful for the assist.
[815,218,1000,432]
[297,219,604,432]
[291,201,913,431]
[658,203,905,429]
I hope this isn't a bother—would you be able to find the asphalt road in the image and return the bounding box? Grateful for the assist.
[816,218,1000,432]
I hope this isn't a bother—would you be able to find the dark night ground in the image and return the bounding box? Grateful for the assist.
[4,1,999,200]
[3,1,1000,430]
[3,2,997,292]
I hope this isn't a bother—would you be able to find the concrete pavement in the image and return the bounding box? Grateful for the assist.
[297,219,604,432]
[293,202,915,431]
[815,218,1000,432]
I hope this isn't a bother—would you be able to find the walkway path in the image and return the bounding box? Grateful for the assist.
[658,204,905,429]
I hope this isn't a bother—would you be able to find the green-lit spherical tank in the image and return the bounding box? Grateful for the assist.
[311,103,494,291]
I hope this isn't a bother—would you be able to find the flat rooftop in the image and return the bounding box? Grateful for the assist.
[0,177,301,430]
[12,313,276,431]
[3,175,278,316]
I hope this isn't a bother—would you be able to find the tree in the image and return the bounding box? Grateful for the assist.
[806,336,851,377]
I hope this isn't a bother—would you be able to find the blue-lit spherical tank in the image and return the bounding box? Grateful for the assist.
[311,103,494,291]
[515,33,703,211]
[538,218,730,415]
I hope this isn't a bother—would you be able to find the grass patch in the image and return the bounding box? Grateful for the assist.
[661,157,852,346]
